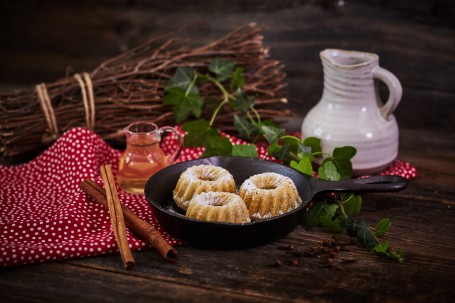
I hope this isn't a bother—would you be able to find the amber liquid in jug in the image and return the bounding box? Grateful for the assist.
[117,136,168,195]
[117,122,183,195]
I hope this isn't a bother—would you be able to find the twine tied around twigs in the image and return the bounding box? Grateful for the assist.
[35,83,59,142]
[2,24,290,160]
[74,72,96,131]
[35,73,96,143]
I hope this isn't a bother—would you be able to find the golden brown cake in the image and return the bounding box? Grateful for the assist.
[173,164,236,211]
[239,172,302,221]
[185,192,251,223]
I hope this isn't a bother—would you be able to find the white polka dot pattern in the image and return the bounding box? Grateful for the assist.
[0,127,417,268]
[0,128,181,268]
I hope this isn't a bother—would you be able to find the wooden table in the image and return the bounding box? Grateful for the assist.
[1,1,454,301]
[1,127,453,302]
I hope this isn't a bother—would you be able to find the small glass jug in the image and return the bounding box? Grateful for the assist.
[117,122,183,194]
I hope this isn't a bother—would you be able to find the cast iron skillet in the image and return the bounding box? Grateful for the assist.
[145,156,407,247]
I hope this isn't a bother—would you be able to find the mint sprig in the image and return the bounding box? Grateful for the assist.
[164,58,284,158]
[269,135,405,263]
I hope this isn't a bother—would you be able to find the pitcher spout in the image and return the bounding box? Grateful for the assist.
[302,48,402,175]
[321,49,378,69]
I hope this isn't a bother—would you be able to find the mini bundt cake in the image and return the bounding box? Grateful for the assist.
[185,192,251,223]
[173,164,236,211]
[239,172,302,220]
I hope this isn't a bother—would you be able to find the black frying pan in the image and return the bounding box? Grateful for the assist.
[145,156,407,247]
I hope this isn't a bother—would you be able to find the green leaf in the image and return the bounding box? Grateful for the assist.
[333,146,357,159]
[319,216,343,233]
[230,90,255,113]
[303,137,322,155]
[201,136,232,157]
[165,67,198,94]
[318,160,341,181]
[332,146,356,180]
[163,87,202,123]
[268,142,293,164]
[280,135,302,155]
[305,202,338,230]
[231,66,245,88]
[343,194,362,216]
[181,119,219,147]
[208,58,236,82]
[232,144,258,158]
[234,115,254,139]
[290,157,313,176]
[340,217,378,251]
[374,218,391,238]
[261,125,285,144]
[305,202,324,230]
[267,141,282,156]
[394,249,406,263]
[374,242,389,253]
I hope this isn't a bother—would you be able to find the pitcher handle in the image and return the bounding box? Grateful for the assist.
[373,66,403,120]
[158,126,184,164]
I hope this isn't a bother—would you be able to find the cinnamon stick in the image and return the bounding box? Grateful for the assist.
[80,178,178,263]
[100,164,135,270]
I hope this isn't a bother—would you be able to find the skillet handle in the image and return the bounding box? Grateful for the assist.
[310,175,407,195]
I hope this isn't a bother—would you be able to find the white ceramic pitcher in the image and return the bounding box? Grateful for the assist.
[301,49,402,175]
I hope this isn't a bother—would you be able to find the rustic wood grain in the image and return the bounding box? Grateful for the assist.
[0,142,453,302]
[0,0,453,135]
[0,1,454,302]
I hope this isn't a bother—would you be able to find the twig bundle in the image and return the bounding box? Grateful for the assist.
[0,23,290,160]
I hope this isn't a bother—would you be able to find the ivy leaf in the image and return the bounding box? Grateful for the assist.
[232,144,258,158]
[268,142,292,163]
[340,217,378,251]
[165,67,198,94]
[303,137,322,155]
[305,202,338,230]
[319,216,343,233]
[267,141,282,156]
[374,218,391,238]
[201,136,232,157]
[394,249,406,263]
[290,157,313,176]
[305,202,324,229]
[318,160,341,181]
[208,58,236,82]
[163,87,203,123]
[332,146,356,180]
[181,119,219,147]
[280,135,302,156]
[261,125,285,143]
[234,115,254,139]
[343,194,362,216]
[231,66,245,89]
[230,89,254,113]
[374,243,389,253]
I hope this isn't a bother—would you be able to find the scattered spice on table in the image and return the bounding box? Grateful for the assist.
[269,235,357,270]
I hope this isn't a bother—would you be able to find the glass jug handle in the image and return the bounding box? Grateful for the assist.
[158,126,184,164]
[373,66,403,120]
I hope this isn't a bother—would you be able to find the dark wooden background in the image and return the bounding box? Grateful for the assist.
[0,0,454,135]
[1,1,454,302]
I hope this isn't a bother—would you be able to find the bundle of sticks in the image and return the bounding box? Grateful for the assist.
[0,23,290,161]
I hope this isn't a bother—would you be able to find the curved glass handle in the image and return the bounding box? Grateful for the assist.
[373,66,403,120]
[158,126,184,164]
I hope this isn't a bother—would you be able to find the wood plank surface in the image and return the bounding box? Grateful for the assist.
[0,0,453,135]
[1,128,454,302]
[0,1,454,302]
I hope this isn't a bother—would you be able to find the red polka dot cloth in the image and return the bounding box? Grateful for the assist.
[0,127,417,268]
